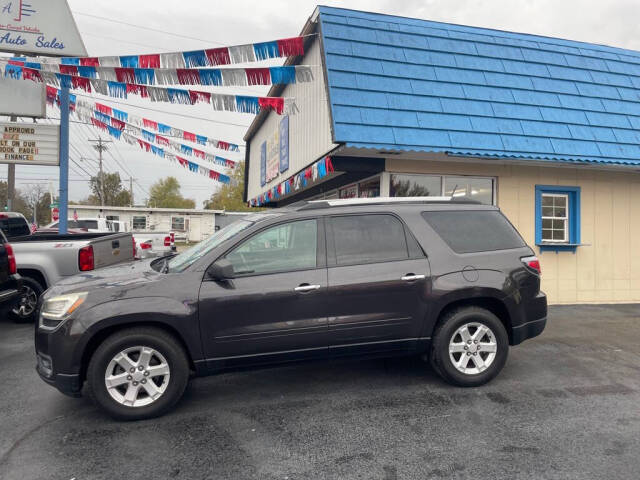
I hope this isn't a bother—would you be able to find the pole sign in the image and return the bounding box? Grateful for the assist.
[0,0,87,56]
[0,121,60,166]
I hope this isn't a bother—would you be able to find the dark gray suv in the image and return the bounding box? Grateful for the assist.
[35,198,547,420]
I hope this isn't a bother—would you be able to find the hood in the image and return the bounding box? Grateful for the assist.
[46,258,164,298]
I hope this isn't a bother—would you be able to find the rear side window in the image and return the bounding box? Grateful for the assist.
[77,220,98,230]
[329,214,411,266]
[422,210,525,253]
[0,217,30,238]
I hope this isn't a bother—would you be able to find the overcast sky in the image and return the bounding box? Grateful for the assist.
[2,0,640,209]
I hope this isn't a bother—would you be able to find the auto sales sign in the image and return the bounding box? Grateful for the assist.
[0,0,87,57]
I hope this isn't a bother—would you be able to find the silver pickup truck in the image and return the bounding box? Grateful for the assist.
[8,230,135,321]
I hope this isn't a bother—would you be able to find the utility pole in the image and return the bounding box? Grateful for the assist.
[129,177,134,207]
[7,115,16,211]
[88,136,112,206]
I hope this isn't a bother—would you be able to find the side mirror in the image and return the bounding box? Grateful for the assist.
[207,259,234,281]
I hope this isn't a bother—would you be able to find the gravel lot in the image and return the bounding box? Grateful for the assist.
[1,304,639,479]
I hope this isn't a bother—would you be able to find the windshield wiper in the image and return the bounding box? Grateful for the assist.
[161,258,170,274]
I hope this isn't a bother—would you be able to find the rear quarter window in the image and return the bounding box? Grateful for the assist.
[0,217,30,238]
[422,210,525,253]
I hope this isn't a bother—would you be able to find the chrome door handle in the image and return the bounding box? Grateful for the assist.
[401,274,426,281]
[294,284,321,292]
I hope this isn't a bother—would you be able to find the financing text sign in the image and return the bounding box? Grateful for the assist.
[0,121,60,166]
[0,0,87,56]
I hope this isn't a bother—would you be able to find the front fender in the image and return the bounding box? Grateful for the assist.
[65,296,202,374]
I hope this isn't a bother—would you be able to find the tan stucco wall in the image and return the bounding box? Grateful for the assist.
[386,157,640,305]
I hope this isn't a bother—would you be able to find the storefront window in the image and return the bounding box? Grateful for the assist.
[390,174,495,205]
[444,176,494,205]
[132,216,147,230]
[358,178,380,198]
[339,184,358,199]
[390,174,442,197]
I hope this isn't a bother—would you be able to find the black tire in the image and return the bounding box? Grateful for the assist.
[11,276,44,323]
[86,327,190,421]
[430,307,508,387]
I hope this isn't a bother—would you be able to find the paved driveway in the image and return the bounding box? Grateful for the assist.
[1,305,639,479]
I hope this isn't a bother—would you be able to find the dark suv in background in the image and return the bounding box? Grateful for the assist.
[35,198,547,420]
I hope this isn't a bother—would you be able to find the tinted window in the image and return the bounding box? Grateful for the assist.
[227,220,317,275]
[330,215,409,266]
[422,210,525,253]
[0,217,30,238]
[77,220,98,230]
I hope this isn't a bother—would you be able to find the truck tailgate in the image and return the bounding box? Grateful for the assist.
[90,233,134,268]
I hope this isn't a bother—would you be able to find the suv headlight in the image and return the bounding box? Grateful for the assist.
[39,292,88,330]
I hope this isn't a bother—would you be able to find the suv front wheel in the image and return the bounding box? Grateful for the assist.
[86,327,190,420]
[431,307,509,387]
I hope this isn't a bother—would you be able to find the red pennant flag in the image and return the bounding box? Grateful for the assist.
[156,135,169,146]
[246,68,271,86]
[217,141,230,151]
[59,64,78,76]
[176,69,201,85]
[183,131,196,143]
[194,149,205,159]
[71,76,91,92]
[80,57,100,67]
[46,86,57,105]
[8,59,24,66]
[126,83,148,97]
[189,90,211,104]
[115,67,136,83]
[277,37,304,57]
[111,118,125,131]
[143,118,158,130]
[95,103,113,116]
[258,97,284,114]
[205,47,231,66]
[139,54,161,68]
[325,156,334,173]
[22,67,42,82]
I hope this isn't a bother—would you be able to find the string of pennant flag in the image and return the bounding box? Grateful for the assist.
[11,36,306,68]
[25,71,297,114]
[87,114,231,184]
[4,60,314,88]
[249,157,336,207]
[45,87,242,152]
[73,104,238,169]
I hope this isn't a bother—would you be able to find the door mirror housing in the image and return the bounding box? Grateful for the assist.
[207,259,235,281]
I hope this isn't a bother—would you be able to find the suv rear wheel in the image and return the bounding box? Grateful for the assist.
[86,327,190,420]
[431,307,508,387]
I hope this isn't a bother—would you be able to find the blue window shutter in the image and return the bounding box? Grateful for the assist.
[535,185,581,253]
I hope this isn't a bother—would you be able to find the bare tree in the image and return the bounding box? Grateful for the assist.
[22,184,47,225]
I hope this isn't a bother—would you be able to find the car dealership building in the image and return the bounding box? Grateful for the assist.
[244,6,640,305]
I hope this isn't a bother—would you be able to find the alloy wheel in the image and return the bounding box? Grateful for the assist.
[448,322,498,375]
[104,346,171,407]
[12,285,38,319]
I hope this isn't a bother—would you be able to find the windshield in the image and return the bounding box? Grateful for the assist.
[166,219,254,273]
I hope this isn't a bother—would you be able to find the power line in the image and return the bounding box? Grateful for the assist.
[72,11,226,46]
[80,31,177,51]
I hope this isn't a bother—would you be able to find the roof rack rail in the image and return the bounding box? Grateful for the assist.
[297,196,481,210]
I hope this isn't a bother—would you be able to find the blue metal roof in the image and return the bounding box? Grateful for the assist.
[318,6,640,166]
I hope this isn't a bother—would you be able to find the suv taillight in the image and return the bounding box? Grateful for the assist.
[140,242,152,250]
[170,232,175,244]
[5,243,17,275]
[164,236,171,247]
[78,245,94,271]
[132,236,136,257]
[521,255,541,275]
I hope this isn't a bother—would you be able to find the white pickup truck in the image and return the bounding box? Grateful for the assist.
[1,213,135,322]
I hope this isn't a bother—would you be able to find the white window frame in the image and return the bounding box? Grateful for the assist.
[540,193,569,243]
[388,173,497,205]
[171,216,186,232]
[132,216,147,230]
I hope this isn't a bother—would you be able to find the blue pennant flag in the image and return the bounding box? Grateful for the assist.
[151,145,165,158]
[107,125,122,140]
[235,95,260,114]
[167,88,191,104]
[141,129,156,143]
[158,123,171,134]
[134,68,155,85]
[187,161,199,172]
[269,66,296,84]
[180,144,193,156]
[56,73,72,88]
[253,41,279,61]
[24,62,41,70]
[61,57,80,65]
[77,66,97,78]
[198,69,222,86]
[196,135,207,145]
[183,50,208,67]
[107,81,127,98]
[119,55,139,68]
[112,109,128,122]
[5,64,22,79]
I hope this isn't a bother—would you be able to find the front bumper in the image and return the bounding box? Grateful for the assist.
[35,320,85,397]
[36,355,82,397]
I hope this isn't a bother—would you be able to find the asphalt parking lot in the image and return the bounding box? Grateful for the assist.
[1,305,639,480]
